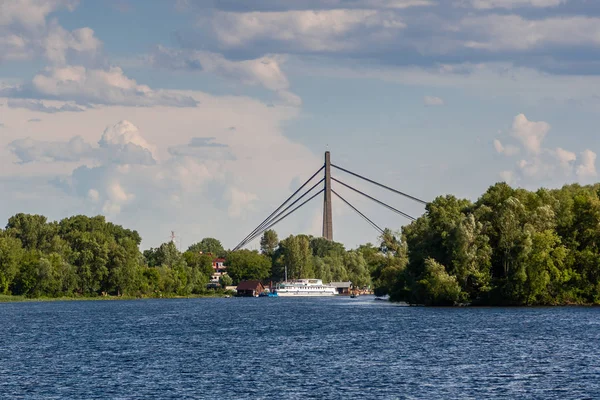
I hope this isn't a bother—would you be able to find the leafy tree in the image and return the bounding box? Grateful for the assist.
[260,230,279,257]
[219,274,233,287]
[413,258,463,306]
[226,250,271,284]
[187,238,226,257]
[0,233,24,294]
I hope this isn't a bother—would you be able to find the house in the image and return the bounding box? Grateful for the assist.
[236,280,265,297]
[199,252,228,284]
[329,281,352,295]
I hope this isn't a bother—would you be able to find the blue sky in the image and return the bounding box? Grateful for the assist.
[1,0,600,250]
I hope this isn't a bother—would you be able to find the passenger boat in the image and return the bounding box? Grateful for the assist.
[274,279,337,297]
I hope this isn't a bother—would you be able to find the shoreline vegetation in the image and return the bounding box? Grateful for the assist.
[2,182,600,306]
[0,291,234,303]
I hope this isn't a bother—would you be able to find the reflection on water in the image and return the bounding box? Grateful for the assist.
[1,296,599,399]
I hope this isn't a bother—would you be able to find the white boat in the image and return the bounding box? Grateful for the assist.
[275,279,337,297]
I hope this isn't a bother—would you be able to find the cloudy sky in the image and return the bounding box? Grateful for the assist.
[1,0,599,250]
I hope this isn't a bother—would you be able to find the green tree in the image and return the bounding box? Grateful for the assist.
[260,230,279,257]
[0,234,24,294]
[413,258,462,306]
[187,238,226,257]
[226,250,271,283]
[219,274,233,287]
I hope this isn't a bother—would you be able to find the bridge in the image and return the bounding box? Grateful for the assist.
[234,151,428,250]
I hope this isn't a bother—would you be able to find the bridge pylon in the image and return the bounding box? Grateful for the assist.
[322,151,333,241]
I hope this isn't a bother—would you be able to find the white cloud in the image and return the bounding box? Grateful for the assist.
[510,113,550,155]
[494,139,520,156]
[2,66,198,107]
[466,0,566,9]
[424,95,444,106]
[461,15,600,51]
[43,24,102,65]
[576,150,597,178]
[151,46,301,106]
[554,147,576,172]
[492,114,597,186]
[227,187,258,218]
[100,120,157,159]
[8,120,157,166]
[0,1,101,64]
[102,181,134,215]
[0,91,319,248]
[210,9,406,52]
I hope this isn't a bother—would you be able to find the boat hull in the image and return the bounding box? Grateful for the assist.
[275,291,336,297]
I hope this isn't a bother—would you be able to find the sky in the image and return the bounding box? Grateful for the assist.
[1,0,600,251]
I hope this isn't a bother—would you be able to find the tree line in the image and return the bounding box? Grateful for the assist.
[0,215,231,298]
[386,182,600,306]
[2,181,600,304]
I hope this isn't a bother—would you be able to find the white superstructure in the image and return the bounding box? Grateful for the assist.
[275,279,337,297]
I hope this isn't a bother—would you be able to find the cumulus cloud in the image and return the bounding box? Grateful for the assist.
[8,120,156,166]
[151,46,301,106]
[510,113,550,155]
[576,149,597,178]
[209,9,406,52]
[43,24,102,65]
[424,95,444,106]
[2,66,198,107]
[0,0,101,64]
[493,139,520,156]
[99,120,157,159]
[554,147,576,172]
[493,114,597,185]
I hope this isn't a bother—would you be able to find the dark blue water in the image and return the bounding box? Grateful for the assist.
[1,297,599,399]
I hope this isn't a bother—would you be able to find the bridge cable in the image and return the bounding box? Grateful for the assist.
[240,189,325,248]
[331,164,427,205]
[331,189,384,235]
[332,177,416,221]
[234,178,324,250]
[233,165,324,250]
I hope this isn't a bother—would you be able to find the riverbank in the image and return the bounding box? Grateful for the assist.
[0,291,235,303]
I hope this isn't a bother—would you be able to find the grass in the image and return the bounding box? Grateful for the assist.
[0,291,235,303]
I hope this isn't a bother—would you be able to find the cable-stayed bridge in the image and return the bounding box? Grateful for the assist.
[233,151,428,250]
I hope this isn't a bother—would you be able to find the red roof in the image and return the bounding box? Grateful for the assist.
[236,280,264,291]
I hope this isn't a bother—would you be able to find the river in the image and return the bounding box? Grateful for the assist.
[1,296,599,399]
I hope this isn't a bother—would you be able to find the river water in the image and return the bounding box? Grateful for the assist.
[1,296,599,399]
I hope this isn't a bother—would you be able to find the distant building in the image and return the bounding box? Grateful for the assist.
[329,282,352,295]
[200,252,228,284]
[236,280,265,297]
